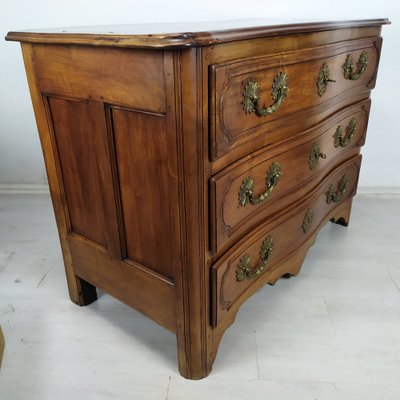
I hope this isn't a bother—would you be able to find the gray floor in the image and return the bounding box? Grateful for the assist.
[0,193,400,399]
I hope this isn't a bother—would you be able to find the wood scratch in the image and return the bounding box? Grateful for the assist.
[0,251,15,273]
[36,268,51,288]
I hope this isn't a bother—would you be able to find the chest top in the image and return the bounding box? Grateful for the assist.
[6,18,389,48]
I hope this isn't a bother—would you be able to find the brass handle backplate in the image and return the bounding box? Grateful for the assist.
[243,72,289,116]
[334,118,357,148]
[317,63,336,97]
[302,208,314,234]
[239,162,282,207]
[326,175,349,204]
[236,235,275,282]
[309,142,327,170]
[343,51,368,80]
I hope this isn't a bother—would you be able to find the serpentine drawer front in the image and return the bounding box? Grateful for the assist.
[210,100,370,253]
[6,18,389,380]
[210,37,381,163]
[211,155,361,326]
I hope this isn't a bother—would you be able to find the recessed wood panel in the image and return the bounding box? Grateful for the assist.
[48,97,112,247]
[112,108,174,280]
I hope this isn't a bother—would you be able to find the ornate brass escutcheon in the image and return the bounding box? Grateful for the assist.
[334,118,357,148]
[309,142,327,170]
[343,51,368,80]
[238,162,282,207]
[243,72,289,116]
[317,63,336,96]
[236,235,275,282]
[302,208,314,234]
[326,175,349,204]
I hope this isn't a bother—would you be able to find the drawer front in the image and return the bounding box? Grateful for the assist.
[210,37,381,162]
[210,100,370,254]
[211,155,361,326]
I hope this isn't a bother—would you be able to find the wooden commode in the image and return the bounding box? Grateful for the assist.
[6,18,390,379]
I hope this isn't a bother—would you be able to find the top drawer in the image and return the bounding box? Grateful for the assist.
[209,37,382,162]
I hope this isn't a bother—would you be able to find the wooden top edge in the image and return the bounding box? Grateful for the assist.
[5,18,390,49]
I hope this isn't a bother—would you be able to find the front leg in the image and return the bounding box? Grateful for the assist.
[330,198,353,227]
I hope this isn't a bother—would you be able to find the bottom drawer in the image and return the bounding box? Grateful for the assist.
[211,155,361,327]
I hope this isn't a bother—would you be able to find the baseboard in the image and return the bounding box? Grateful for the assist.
[357,186,400,197]
[0,183,49,194]
[0,184,399,197]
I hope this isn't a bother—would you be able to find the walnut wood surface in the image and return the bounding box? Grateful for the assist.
[34,44,166,112]
[211,196,354,361]
[210,100,370,254]
[112,108,175,279]
[8,19,388,380]
[212,155,361,326]
[211,37,380,160]
[6,18,389,48]
[48,97,110,248]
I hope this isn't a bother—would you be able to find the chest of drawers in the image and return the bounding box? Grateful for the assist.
[6,18,389,379]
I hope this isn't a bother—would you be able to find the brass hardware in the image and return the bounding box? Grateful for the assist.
[317,63,336,96]
[302,208,313,234]
[236,235,275,282]
[243,72,289,116]
[326,175,349,204]
[343,51,368,80]
[309,142,327,170]
[239,162,282,207]
[334,118,357,148]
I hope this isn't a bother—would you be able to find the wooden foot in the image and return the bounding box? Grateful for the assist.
[74,276,98,306]
[177,347,213,380]
[66,273,97,306]
[330,198,353,227]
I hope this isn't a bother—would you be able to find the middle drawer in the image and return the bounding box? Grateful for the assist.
[210,99,370,254]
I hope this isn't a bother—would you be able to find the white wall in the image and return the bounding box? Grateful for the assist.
[1,0,398,189]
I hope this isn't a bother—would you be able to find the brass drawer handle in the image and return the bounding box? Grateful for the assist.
[326,175,349,204]
[334,118,357,148]
[309,142,327,170]
[343,51,368,80]
[236,235,275,282]
[302,208,314,233]
[239,162,282,207]
[243,72,289,116]
[317,63,336,96]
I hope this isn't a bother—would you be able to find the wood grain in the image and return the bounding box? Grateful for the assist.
[5,19,389,48]
[211,197,355,361]
[112,108,175,280]
[70,236,177,333]
[210,100,370,254]
[211,37,381,160]
[48,97,108,247]
[21,43,98,306]
[34,44,166,112]
[212,156,361,326]
[10,19,388,380]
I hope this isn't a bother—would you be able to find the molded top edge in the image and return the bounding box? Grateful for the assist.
[5,18,390,49]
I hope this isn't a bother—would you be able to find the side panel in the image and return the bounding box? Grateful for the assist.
[22,43,179,332]
[112,108,175,279]
[48,97,109,247]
